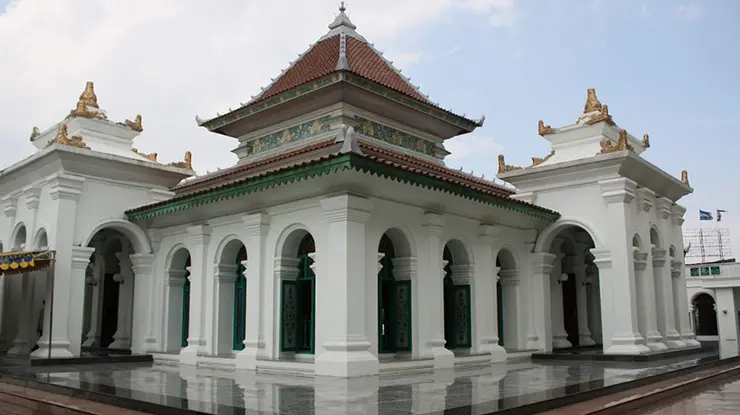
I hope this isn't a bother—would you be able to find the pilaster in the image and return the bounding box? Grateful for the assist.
[651,248,683,348]
[598,178,650,355]
[82,252,104,348]
[110,247,134,350]
[474,224,506,360]
[573,242,596,346]
[528,252,556,351]
[633,250,666,350]
[236,212,270,369]
[314,193,378,377]
[212,263,238,356]
[420,212,454,368]
[129,253,155,354]
[180,224,211,365]
[164,269,188,352]
[670,204,700,347]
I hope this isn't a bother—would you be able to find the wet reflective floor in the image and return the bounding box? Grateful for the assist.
[2,352,722,414]
[641,376,740,415]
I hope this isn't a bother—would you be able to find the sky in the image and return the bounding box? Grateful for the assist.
[0,0,738,260]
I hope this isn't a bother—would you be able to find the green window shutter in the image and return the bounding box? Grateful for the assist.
[233,263,247,351]
[395,280,412,351]
[454,285,472,348]
[181,277,191,348]
[280,280,298,352]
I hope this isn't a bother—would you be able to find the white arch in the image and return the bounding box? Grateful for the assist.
[81,217,152,254]
[534,217,604,253]
[375,224,417,258]
[213,234,247,264]
[165,243,191,270]
[10,221,27,251]
[690,290,716,304]
[32,227,49,250]
[495,245,520,270]
[274,222,315,258]
[443,236,475,265]
[649,226,662,248]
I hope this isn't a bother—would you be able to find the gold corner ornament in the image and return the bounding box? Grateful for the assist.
[586,104,615,126]
[681,170,689,185]
[642,133,650,149]
[30,126,40,141]
[538,120,553,136]
[531,150,555,167]
[132,148,158,162]
[497,154,523,174]
[46,124,89,149]
[583,88,603,114]
[599,129,633,154]
[69,81,108,120]
[125,115,143,132]
[168,151,193,169]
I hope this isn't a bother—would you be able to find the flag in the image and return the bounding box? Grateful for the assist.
[717,209,727,222]
[699,210,713,221]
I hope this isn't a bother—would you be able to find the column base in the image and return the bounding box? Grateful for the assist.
[235,340,265,370]
[82,336,100,348]
[109,337,131,350]
[681,334,701,347]
[552,335,572,349]
[665,340,686,349]
[179,338,205,365]
[646,332,668,351]
[424,339,454,369]
[526,332,540,350]
[488,344,508,363]
[646,341,668,351]
[29,339,74,358]
[7,340,31,356]
[314,336,378,377]
[578,333,597,347]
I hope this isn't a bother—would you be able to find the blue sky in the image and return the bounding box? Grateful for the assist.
[1,0,738,258]
[381,0,740,257]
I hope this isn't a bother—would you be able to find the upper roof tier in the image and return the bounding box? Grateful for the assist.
[197,5,484,138]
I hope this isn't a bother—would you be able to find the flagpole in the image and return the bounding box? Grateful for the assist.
[699,211,706,263]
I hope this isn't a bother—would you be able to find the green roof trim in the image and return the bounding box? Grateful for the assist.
[125,154,560,222]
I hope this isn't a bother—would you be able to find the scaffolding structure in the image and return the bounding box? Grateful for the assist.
[683,228,732,264]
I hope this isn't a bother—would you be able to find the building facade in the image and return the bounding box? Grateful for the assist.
[0,7,699,378]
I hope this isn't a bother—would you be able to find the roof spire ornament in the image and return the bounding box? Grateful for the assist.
[339,1,346,12]
[69,81,108,120]
[328,1,357,32]
[583,88,603,114]
[681,170,690,185]
[45,124,89,149]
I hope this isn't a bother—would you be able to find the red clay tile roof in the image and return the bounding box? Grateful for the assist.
[254,34,430,105]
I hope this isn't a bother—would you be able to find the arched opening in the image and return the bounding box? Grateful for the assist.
[81,228,138,352]
[214,237,248,354]
[692,293,718,337]
[543,225,600,350]
[279,230,316,355]
[34,230,48,251]
[377,229,413,355]
[496,249,517,349]
[234,246,248,350]
[443,239,472,351]
[162,246,191,352]
[12,224,27,251]
[650,227,661,249]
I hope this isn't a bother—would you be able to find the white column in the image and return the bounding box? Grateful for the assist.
[180,224,211,364]
[670,204,701,347]
[598,177,650,354]
[551,251,571,348]
[499,270,522,349]
[671,261,698,347]
[236,212,270,369]
[314,193,377,377]
[129,253,155,354]
[474,224,506,360]
[212,264,237,356]
[82,252,104,347]
[528,252,556,351]
[110,249,134,350]
[585,263,602,344]
[654,198,685,348]
[572,244,595,346]
[164,269,187,352]
[0,195,19,350]
[633,251,667,351]
[714,287,740,359]
[420,212,454,368]
[7,274,34,355]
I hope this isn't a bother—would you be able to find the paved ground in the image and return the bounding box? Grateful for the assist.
[641,377,740,414]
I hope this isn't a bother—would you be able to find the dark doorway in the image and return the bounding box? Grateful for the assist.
[694,294,718,336]
[99,272,120,348]
[562,272,579,347]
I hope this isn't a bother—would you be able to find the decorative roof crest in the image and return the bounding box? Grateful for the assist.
[497,154,523,174]
[681,170,689,185]
[30,126,40,141]
[583,88,603,114]
[642,133,650,149]
[598,129,633,154]
[168,151,193,170]
[69,81,108,120]
[531,150,555,167]
[125,115,144,132]
[45,124,89,149]
[538,120,553,136]
[132,148,157,162]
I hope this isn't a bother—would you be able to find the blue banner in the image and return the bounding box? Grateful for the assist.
[717,209,727,222]
[699,210,713,221]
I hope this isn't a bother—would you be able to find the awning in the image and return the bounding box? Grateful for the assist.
[0,250,56,275]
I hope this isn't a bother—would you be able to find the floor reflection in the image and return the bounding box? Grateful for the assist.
[642,376,740,415]
[6,352,720,414]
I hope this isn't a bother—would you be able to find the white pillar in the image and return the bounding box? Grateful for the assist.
[236,212,270,369]
[551,251,571,348]
[585,263,602,344]
[164,269,188,352]
[714,287,740,359]
[598,177,650,354]
[670,204,700,347]
[82,252,104,348]
[633,251,667,351]
[129,253,155,354]
[0,195,19,350]
[7,273,34,355]
[652,247,684,348]
[180,225,211,364]
[572,245,595,346]
[474,224,506,360]
[212,264,237,356]
[314,193,378,377]
[528,252,556,351]
[420,212,454,368]
[110,249,134,350]
[499,270,522,350]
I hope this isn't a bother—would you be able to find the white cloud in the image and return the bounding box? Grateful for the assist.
[0,0,519,175]
[675,4,703,22]
[443,134,504,181]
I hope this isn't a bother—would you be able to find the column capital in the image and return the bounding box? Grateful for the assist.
[530,252,556,274]
[214,263,238,282]
[450,264,474,285]
[243,212,270,236]
[166,268,188,286]
[391,257,417,280]
[71,246,95,268]
[186,223,211,244]
[320,193,372,223]
[23,186,41,210]
[599,177,636,205]
[670,203,687,226]
[635,188,655,213]
[274,257,299,280]
[499,269,520,280]
[3,194,18,218]
[651,248,667,267]
[589,248,612,269]
[654,197,673,220]
[129,253,155,272]
[633,251,648,271]
[478,223,501,243]
[48,173,85,201]
[422,212,445,235]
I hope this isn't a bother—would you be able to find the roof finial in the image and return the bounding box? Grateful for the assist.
[339,1,346,12]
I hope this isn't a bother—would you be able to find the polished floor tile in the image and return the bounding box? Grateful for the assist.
[4,352,721,414]
[642,377,740,415]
